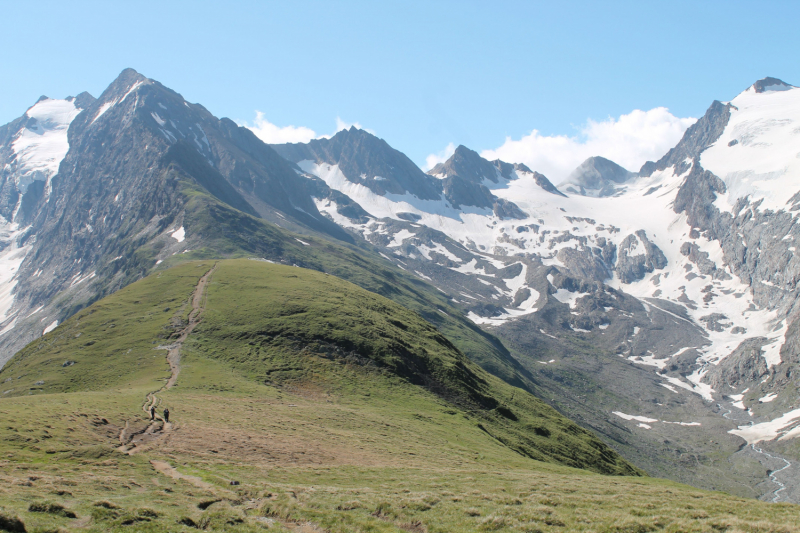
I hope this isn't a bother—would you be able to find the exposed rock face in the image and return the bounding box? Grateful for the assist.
[430,145,565,196]
[0,93,95,225]
[429,145,506,183]
[556,247,614,283]
[0,68,353,363]
[439,174,526,218]
[752,77,794,93]
[679,242,731,280]
[562,156,636,197]
[639,101,731,177]
[272,128,442,200]
[531,171,567,197]
[702,338,769,392]
[615,230,667,283]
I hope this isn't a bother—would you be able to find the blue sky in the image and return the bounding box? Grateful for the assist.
[3,0,799,179]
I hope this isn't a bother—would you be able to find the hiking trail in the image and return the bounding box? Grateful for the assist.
[116,263,217,454]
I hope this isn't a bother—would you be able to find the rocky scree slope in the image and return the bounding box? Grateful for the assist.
[268,77,800,501]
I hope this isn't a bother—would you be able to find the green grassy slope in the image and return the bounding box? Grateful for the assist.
[2,262,211,395]
[167,170,532,391]
[1,260,799,532]
[192,260,635,474]
[2,260,635,476]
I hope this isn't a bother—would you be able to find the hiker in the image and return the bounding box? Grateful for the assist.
[150,405,156,420]
[163,408,170,423]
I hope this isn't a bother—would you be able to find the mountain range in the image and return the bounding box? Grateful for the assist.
[2,69,800,503]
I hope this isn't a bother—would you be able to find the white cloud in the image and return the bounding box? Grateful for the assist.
[245,113,374,144]
[247,111,317,144]
[423,142,456,172]
[480,108,696,184]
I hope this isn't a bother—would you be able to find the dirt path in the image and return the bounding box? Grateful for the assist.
[149,460,218,492]
[117,262,325,530]
[117,263,217,454]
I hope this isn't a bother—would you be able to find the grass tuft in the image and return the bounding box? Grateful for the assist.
[0,511,26,533]
[26,503,75,519]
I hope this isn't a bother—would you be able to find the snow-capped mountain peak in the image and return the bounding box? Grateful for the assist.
[701,77,800,213]
[0,92,95,224]
[3,70,800,500]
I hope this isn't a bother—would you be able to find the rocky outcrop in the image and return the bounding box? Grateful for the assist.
[639,101,731,177]
[752,77,794,93]
[440,174,526,219]
[531,171,567,197]
[702,338,769,392]
[615,230,667,283]
[679,241,731,280]
[556,247,614,282]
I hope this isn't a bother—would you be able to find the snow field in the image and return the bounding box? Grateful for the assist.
[10,98,82,203]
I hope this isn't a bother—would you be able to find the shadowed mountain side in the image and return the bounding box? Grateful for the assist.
[272,135,533,219]
[272,127,442,200]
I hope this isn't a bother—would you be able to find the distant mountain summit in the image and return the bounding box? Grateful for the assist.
[429,145,515,183]
[0,92,95,224]
[751,76,794,93]
[561,156,636,197]
[429,145,566,198]
[273,135,546,219]
[272,127,442,201]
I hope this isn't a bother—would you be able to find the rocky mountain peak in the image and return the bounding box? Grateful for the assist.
[112,67,149,90]
[272,126,443,201]
[428,144,502,183]
[68,91,97,109]
[562,156,636,197]
[428,145,565,200]
[70,69,155,136]
[751,77,794,93]
[639,100,729,178]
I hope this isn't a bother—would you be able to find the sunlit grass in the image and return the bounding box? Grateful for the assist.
[0,260,798,532]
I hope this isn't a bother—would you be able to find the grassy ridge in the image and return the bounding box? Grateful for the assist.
[1,261,215,394]
[189,260,637,475]
[166,174,532,391]
[1,260,799,531]
[2,260,636,476]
